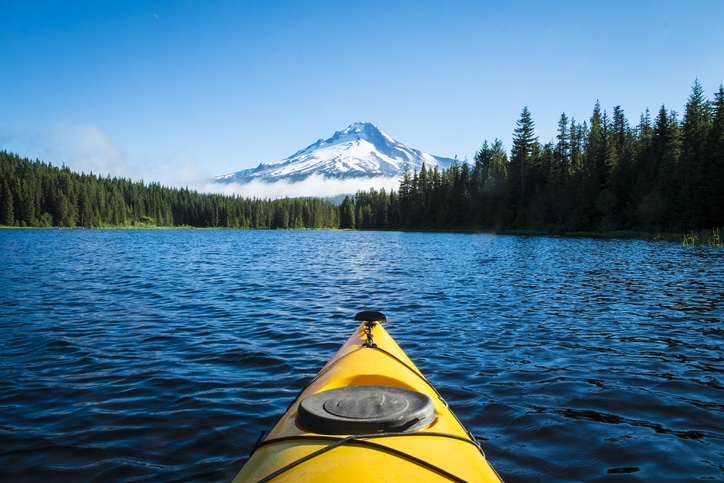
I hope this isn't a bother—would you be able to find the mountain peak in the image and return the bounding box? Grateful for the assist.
[321,121,390,147]
[213,122,454,186]
[346,121,372,131]
[343,121,378,135]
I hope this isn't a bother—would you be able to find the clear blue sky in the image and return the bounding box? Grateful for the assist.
[2,0,723,191]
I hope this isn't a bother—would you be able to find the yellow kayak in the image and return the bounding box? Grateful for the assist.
[233,311,502,482]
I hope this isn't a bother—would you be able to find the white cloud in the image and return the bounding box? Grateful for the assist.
[47,121,127,176]
[0,121,129,177]
[191,174,401,199]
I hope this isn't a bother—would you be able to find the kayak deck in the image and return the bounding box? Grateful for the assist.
[233,311,502,482]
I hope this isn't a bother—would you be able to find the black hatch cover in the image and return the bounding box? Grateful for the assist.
[297,385,435,434]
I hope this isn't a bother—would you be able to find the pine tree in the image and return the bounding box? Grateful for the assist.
[585,101,605,191]
[0,178,14,226]
[710,85,724,226]
[609,105,635,220]
[510,106,539,225]
[681,78,712,228]
[397,164,417,227]
[635,105,679,229]
[555,112,571,183]
[340,195,355,229]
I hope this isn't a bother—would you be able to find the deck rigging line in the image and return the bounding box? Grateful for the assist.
[253,431,480,483]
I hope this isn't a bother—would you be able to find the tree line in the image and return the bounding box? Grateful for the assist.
[0,151,340,229]
[2,80,722,234]
[352,80,724,234]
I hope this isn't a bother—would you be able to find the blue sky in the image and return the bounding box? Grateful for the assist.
[2,0,723,192]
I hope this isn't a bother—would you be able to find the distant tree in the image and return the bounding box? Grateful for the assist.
[609,105,635,219]
[509,106,539,225]
[0,177,13,226]
[271,200,290,229]
[585,101,606,191]
[681,78,712,228]
[340,195,355,229]
[397,164,416,227]
[487,139,509,190]
[554,112,571,182]
[710,84,724,226]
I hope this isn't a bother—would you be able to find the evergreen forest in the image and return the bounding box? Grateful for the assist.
[0,152,340,229]
[351,80,724,234]
[2,80,723,235]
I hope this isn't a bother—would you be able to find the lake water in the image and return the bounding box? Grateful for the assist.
[1,229,722,482]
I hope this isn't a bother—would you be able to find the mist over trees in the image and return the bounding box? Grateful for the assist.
[2,80,722,234]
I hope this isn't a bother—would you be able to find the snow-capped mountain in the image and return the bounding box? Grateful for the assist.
[213,122,455,184]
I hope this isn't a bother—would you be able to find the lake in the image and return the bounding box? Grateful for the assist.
[1,229,722,482]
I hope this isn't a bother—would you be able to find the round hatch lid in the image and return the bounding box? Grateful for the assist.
[297,385,435,434]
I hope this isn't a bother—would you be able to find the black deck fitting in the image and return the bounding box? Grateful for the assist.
[354,311,387,323]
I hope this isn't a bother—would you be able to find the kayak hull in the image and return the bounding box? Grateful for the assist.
[233,316,501,482]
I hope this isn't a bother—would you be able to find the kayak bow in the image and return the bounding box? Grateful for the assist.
[233,311,502,482]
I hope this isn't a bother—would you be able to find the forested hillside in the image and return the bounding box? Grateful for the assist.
[0,151,340,229]
[353,80,724,234]
[2,80,722,234]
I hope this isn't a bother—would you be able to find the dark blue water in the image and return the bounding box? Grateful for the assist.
[1,229,722,482]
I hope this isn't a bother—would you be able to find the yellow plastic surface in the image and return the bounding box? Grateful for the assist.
[232,322,502,482]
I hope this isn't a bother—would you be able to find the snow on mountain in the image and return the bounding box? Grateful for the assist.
[212,122,455,184]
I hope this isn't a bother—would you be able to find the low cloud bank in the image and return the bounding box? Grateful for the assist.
[191,174,402,200]
[1,122,126,176]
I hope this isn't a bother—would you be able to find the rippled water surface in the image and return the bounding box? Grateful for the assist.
[1,229,722,482]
